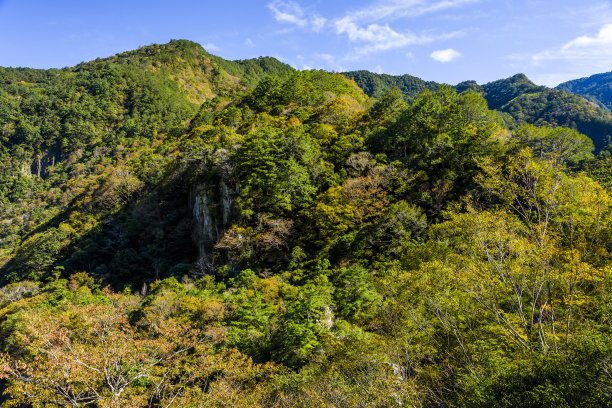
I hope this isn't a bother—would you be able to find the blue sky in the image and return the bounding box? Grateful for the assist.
[1,0,612,86]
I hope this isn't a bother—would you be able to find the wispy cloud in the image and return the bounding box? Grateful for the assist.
[430,48,461,62]
[532,23,612,65]
[202,42,220,52]
[333,0,472,55]
[342,0,480,23]
[561,23,612,52]
[525,23,612,84]
[268,1,307,27]
[501,20,612,86]
[267,1,327,31]
[311,14,327,32]
[335,18,434,51]
[266,0,473,63]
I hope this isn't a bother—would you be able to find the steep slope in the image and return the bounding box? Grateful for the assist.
[557,71,612,111]
[0,51,368,285]
[0,64,610,407]
[480,74,612,151]
[0,40,296,274]
[0,40,293,182]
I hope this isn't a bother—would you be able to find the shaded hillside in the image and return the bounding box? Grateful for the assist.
[557,71,612,111]
[0,40,298,270]
[0,60,369,285]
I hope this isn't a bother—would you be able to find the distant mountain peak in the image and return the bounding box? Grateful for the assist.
[557,70,612,111]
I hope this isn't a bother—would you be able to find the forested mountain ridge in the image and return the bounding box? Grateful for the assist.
[0,40,297,279]
[348,70,612,151]
[0,40,611,407]
[343,70,439,99]
[557,70,612,111]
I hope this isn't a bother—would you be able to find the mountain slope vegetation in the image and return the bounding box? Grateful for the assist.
[350,70,612,152]
[343,70,439,100]
[0,41,611,407]
[557,70,612,111]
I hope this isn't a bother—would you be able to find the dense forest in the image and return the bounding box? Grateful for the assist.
[0,40,611,407]
[557,70,612,111]
[347,71,612,152]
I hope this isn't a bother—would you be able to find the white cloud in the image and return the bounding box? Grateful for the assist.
[267,1,307,27]
[245,38,254,48]
[524,23,612,85]
[343,0,480,23]
[562,23,612,51]
[430,48,461,62]
[312,15,327,32]
[202,42,220,52]
[333,0,472,56]
[267,1,327,31]
[266,0,473,58]
[533,24,612,65]
[335,17,433,50]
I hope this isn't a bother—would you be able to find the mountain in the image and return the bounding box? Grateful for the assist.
[348,71,612,152]
[342,70,439,100]
[0,40,611,407]
[0,40,297,282]
[474,73,547,109]
[0,39,295,182]
[557,70,612,111]
[0,40,366,285]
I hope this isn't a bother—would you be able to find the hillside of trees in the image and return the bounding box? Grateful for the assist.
[0,41,611,407]
[557,70,612,111]
[349,71,612,152]
[343,70,439,100]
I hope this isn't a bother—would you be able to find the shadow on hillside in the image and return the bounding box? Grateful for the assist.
[1,167,200,291]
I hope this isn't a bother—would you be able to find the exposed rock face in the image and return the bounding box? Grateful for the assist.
[31,149,60,178]
[190,179,237,264]
[219,181,232,226]
[192,183,216,261]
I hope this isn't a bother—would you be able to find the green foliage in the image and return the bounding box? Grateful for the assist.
[557,69,612,111]
[1,41,612,407]
[350,69,612,153]
[343,70,439,100]
[458,336,612,407]
[248,70,367,112]
[332,265,381,322]
[512,124,594,165]
[273,275,334,366]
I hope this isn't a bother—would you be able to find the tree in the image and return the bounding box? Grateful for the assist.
[512,124,594,166]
